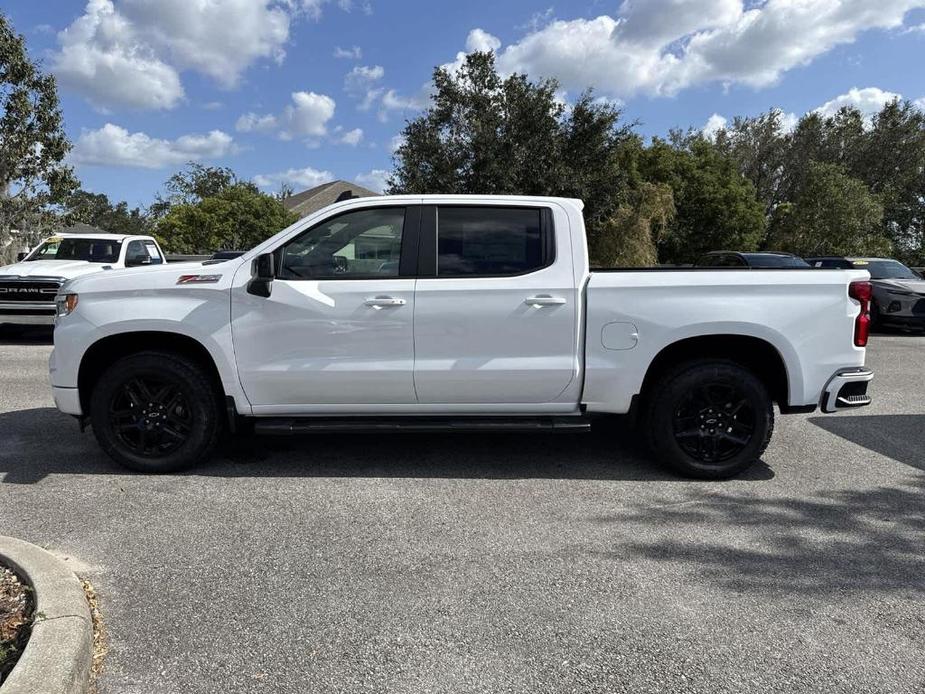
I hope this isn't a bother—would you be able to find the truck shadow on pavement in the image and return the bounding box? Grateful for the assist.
[0,407,777,484]
[598,475,925,596]
[808,414,925,472]
[592,414,925,596]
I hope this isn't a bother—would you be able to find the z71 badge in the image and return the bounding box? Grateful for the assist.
[175,274,222,285]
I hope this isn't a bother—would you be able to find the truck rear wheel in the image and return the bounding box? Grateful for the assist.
[89,351,221,473]
[642,359,774,479]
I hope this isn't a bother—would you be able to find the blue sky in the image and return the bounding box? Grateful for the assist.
[5,0,925,208]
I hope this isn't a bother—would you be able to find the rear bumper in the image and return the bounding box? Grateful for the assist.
[821,368,873,413]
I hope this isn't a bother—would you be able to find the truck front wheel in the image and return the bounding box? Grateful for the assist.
[89,352,221,473]
[642,359,774,479]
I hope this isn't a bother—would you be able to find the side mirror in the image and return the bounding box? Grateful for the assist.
[16,252,27,261]
[126,254,152,267]
[248,252,275,297]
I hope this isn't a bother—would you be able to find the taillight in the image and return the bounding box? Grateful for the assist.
[849,281,871,347]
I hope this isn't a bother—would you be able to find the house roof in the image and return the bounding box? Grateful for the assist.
[282,180,380,218]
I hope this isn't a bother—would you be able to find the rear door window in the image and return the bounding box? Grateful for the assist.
[436,207,550,277]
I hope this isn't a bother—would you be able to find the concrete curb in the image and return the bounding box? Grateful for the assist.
[0,537,92,694]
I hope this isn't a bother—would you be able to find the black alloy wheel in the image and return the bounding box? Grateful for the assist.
[109,376,192,457]
[90,351,221,473]
[672,380,756,463]
[642,359,774,479]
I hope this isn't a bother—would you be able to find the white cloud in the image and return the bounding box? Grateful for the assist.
[814,86,902,121]
[298,0,363,21]
[119,0,289,89]
[71,123,235,168]
[52,0,184,110]
[778,110,799,134]
[915,97,925,111]
[377,88,428,121]
[441,28,502,76]
[333,45,362,59]
[471,1,925,99]
[702,113,727,138]
[236,91,336,141]
[389,134,405,153]
[345,65,385,110]
[52,0,356,110]
[283,91,336,137]
[253,166,333,190]
[355,169,390,193]
[337,128,364,145]
[466,27,502,53]
[380,89,426,112]
[342,64,426,120]
[235,112,278,134]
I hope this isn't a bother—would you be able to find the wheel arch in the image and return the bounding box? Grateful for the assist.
[77,331,226,414]
[639,334,791,409]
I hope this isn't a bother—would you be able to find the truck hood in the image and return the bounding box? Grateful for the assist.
[0,260,110,280]
[872,278,925,295]
[64,259,241,294]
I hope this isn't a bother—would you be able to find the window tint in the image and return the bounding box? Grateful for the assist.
[27,237,122,263]
[860,260,919,280]
[437,207,547,277]
[745,254,810,268]
[126,240,145,260]
[698,254,742,267]
[278,207,406,280]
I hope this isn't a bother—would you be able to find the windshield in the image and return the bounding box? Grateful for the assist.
[854,260,920,280]
[26,237,122,264]
[745,254,810,268]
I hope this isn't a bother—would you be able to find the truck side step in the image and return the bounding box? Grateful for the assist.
[253,415,592,436]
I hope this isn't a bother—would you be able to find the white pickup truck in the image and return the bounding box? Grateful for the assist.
[49,195,874,478]
[0,232,166,327]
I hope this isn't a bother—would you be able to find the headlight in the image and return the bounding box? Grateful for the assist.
[56,293,79,318]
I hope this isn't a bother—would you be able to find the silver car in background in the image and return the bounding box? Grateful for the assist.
[807,257,925,330]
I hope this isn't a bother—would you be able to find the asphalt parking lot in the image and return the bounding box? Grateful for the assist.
[1,328,923,694]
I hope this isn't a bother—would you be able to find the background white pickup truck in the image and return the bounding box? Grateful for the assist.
[0,232,165,327]
[49,195,874,478]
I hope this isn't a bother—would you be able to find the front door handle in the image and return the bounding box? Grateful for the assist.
[365,296,407,308]
[524,295,566,307]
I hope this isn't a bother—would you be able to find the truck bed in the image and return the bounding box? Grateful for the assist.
[582,268,869,413]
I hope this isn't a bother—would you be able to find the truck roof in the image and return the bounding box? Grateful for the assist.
[51,233,155,242]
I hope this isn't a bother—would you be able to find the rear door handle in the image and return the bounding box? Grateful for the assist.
[365,296,407,308]
[524,295,566,307]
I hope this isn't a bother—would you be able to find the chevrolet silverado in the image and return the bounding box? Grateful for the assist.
[49,195,874,478]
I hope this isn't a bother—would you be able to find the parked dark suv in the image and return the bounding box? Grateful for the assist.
[806,257,925,330]
[694,251,812,268]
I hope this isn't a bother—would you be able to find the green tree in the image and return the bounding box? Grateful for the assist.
[0,12,77,262]
[714,109,791,216]
[768,162,887,257]
[642,134,765,263]
[155,183,297,254]
[148,163,239,219]
[389,52,635,250]
[858,101,925,262]
[591,182,675,267]
[62,189,151,236]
